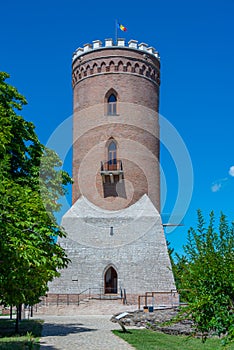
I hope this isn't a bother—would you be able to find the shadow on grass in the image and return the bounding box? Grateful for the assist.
[0,339,41,350]
[0,319,42,349]
[114,330,133,334]
[0,319,42,337]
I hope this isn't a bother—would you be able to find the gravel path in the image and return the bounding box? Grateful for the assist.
[39,315,135,350]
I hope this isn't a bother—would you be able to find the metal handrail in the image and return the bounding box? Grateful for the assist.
[38,287,124,307]
[138,290,179,310]
[77,288,91,305]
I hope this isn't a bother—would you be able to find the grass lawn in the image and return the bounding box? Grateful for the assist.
[113,329,234,350]
[0,318,43,349]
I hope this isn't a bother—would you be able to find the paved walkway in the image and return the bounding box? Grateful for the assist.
[39,315,136,350]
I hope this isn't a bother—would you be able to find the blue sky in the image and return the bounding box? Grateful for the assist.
[1,0,234,254]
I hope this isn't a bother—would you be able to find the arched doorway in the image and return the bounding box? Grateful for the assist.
[104,266,118,294]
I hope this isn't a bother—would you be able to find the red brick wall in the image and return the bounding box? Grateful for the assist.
[72,46,160,211]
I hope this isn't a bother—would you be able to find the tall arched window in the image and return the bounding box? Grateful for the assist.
[107,94,117,115]
[108,141,117,169]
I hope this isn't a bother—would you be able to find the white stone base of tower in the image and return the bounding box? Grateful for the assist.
[48,195,177,305]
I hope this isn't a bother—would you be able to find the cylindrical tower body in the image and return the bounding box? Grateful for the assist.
[72,39,161,211]
[48,38,178,305]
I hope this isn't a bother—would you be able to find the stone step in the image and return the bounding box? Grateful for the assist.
[33,298,138,316]
[91,296,122,300]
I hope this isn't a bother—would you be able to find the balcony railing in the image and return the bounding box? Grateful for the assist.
[100,159,123,172]
[100,160,123,183]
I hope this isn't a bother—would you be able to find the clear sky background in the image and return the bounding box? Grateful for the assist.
[1,0,234,254]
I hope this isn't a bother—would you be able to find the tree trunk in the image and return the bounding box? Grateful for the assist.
[15,305,19,334]
[15,304,22,333]
[19,304,22,320]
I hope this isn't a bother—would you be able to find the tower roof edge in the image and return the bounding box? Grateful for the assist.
[72,38,160,62]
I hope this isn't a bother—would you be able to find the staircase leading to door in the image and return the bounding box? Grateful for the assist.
[33,298,137,316]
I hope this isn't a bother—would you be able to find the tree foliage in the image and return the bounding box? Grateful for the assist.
[0,72,72,321]
[174,210,234,344]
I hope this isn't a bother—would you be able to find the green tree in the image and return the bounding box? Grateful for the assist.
[176,210,234,344]
[0,72,72,331]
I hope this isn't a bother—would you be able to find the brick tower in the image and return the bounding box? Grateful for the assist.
[48,38,177,304]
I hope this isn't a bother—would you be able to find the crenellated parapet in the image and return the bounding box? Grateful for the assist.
[72,38,160,62]
[72,38,160,87]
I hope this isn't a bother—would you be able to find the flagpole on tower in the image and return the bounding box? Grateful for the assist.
[115,19,118,45]
[115,21,127,45]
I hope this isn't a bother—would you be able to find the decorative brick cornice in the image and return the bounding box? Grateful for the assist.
[72,55,160,87]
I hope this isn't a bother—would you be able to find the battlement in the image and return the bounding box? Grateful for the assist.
[72,38,160,62]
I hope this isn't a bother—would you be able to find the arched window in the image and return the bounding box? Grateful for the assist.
[108,94,116,103]
[108,141,117,168]
[107,94,117,115]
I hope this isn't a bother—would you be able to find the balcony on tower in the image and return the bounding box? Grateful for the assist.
[100,159,123,183]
